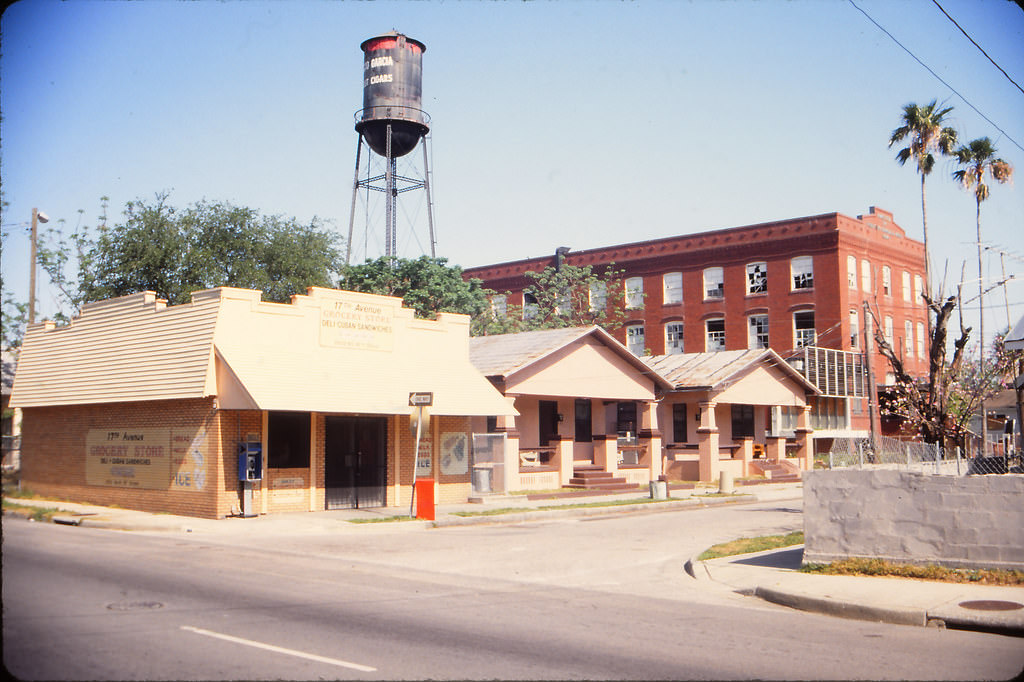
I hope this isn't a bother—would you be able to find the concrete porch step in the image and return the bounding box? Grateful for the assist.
[564,481,640,491]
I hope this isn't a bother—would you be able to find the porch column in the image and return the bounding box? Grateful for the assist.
[497,405,520,493]
[766,436,786,462]
[555,435,574,487]
[697,401,719,482]
[639,401,663,480]
[738,437,754,478]
[794,403,813,471]
[593,434,618,475]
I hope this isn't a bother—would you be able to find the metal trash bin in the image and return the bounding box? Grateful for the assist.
[649,479,667,499]
[472,466,492,494]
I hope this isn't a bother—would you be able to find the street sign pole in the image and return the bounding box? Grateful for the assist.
[408,392,433,518]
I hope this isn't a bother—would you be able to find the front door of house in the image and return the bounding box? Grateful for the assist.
[539,400,559,447]
[325,416,387,509]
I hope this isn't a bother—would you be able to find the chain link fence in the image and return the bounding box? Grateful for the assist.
[825,435,1021,476]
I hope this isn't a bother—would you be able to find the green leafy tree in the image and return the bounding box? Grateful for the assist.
[483,263,631,336]
[953,136,1014,452]
[889,100,958,301]
[36,193,345,312]
[337,256,493,327]
[1,288,27,349]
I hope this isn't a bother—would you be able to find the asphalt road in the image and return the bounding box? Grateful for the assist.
[4,500,1023,680]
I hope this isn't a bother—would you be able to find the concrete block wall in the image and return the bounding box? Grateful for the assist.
[803,469,1024,571]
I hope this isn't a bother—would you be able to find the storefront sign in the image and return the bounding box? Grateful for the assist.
[319,299,395,351]
[87,428,207,490]
[416,441,433,477]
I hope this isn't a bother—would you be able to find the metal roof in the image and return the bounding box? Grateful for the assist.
[644,348,820,393]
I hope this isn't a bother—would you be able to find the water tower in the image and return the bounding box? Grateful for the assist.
[347,32,436,264]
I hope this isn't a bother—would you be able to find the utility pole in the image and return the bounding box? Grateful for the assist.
[977,215,987,457]
[28,208,48,325]
[862,300,878,452]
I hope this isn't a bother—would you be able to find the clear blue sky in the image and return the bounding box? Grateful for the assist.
[2,0,1022,348]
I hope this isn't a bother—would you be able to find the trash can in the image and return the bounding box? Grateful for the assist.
[415,478,435,520]
[471,466,492,494]
[649,479,667,500]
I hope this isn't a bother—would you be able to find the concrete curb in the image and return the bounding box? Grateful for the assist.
[753,585,928,627]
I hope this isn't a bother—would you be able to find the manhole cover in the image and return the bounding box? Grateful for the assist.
[106,601,164,611]
[958,600,1024,612]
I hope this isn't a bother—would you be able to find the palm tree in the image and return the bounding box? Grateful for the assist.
[953,136,1014,455]
[889,100,958,306]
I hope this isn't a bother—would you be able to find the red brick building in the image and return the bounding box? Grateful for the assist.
[464,207,928,447]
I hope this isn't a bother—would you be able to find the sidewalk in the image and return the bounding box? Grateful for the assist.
[688,545,1024,636]
[6,482,1023,636]
[2,482,802,535]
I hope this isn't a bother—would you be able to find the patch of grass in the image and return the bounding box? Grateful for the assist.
[2,500,62,523]
[800,558,1024,586]
[2,485,38,499]
[698,531,804,560]
[347,515,417,524]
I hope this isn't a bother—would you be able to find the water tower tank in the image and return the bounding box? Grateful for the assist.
[355,32,429,158]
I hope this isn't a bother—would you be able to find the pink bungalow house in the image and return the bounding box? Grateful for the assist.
[470,327,673,494]
[644,349,820,483]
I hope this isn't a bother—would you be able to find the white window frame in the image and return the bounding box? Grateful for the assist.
[791,256,814,290]
[665,322,684,354]
[626,324,645,356]
[916,322,925,359]
[794,311,815,348]
[861,260,872,293]
[882,266,892,297]
[589,281,607,312]
[746,262,767,294]
[902,270,911,302]
[914,274,923,304]
[849,309,859,348]
[625,277,644,309]
[703,267,724,300]
[748,314,769,349]
[904,319,914,357]
[847,255,858,289]
[490,294,507,319]
[523,290,538,320]
[884,315,894,346]
[705,318,726,352]
[663,272,683,305]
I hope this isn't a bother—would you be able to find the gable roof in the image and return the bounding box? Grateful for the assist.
[469,326,672,390]
[644,348,820,394]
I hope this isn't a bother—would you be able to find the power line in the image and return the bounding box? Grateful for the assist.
[847,0,1024,154]
[931,0,1024,96]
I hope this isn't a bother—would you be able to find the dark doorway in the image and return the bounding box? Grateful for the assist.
[325,416,387,509]
[539,400,559,447]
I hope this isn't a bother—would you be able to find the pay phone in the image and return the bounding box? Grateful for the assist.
[238,442,263,481]
[237,442,262,518]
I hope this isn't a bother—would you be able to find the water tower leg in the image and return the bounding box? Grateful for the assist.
[421,135,436,258]
[385,123,396,264]
[346,136,364,265]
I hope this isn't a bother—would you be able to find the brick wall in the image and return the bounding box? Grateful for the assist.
[803,469,1024,571]
[20,398,229,519]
